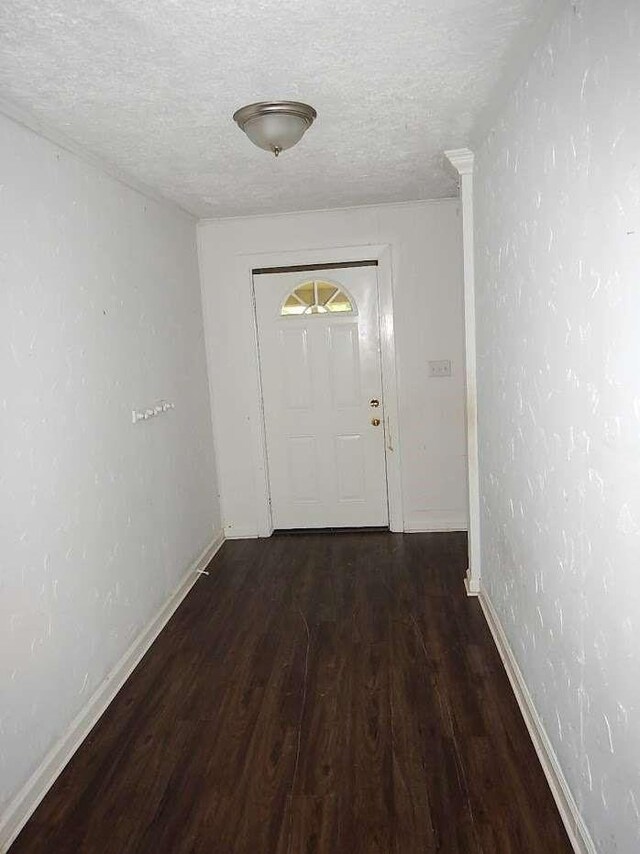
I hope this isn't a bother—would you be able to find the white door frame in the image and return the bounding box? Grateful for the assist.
[240,243,403,535]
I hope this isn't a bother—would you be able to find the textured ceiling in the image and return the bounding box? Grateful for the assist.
[0,0,545,217]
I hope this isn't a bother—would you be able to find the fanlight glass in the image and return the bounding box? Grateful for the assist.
[281,281,354,316]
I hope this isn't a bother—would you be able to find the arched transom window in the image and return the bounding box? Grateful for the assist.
[281,280,354,316]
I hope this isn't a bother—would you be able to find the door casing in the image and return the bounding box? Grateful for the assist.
[242,243,403,535]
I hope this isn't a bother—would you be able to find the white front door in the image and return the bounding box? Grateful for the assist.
[254,265,389,529]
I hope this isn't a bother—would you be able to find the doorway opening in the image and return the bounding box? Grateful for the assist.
[252,260,398,532]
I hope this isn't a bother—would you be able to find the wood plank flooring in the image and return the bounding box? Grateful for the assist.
[11,532,572,853]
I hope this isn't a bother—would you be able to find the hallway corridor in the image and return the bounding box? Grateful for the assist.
[13,533,571,853]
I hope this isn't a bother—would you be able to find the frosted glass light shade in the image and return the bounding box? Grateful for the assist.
[233,101,317,156]
[244,113,308,153]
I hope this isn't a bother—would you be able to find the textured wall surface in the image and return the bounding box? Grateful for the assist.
[198,201,468,537]
[0,113,219,814]
[0,0,545,216]
[473,1,640,850]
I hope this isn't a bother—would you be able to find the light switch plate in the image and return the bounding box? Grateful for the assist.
[428,359,452,378]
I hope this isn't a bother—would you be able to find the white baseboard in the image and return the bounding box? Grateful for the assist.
[223,524,259,539]
[403,511,468,533]
[1,531,225,853]
[464,569,480,596]
[478,589,596,854]
[226,518,469,537]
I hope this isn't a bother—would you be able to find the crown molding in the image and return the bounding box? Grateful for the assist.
[197,195,459,225]
[0,94,195,220]
[444,148,475,177]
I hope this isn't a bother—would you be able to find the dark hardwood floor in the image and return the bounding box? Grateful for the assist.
[12,532,572,853]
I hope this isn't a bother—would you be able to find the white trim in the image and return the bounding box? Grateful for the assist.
[444,149,481,597]
[0,95,195,221]
[195,237,227,538]
[0,531,225,852]
[243,244,404,534]
[198,196,458,225]
[245,255,275,538]
[444,149,475,176]
[464,573,481,596]
[478,589,596,854]
[223,524,260,540]
[403,511,468,533]
[373,246,403,532]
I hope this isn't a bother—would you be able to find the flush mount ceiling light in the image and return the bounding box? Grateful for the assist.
[233,101,317,157]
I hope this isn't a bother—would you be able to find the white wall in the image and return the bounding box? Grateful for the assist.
[0,113,220,821]
[197,200,468,537]
[473,1,640,850]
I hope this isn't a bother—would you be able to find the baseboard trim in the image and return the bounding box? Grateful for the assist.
[478,589,596,854]
[226,522,470,537]
[1,531,225,853]
[223,525,259,539]
[403,515,468,534]
[464,571,480,597]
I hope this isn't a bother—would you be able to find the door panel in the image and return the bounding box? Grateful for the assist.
[328,325,361,409]
[254,265,388,529]
[286,436,319,502]
[280,329,312,410]
[335,434,366,501]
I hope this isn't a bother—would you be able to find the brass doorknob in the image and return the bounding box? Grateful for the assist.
[370,398,380,407]
[371,418,381,427]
